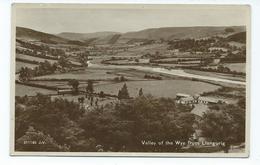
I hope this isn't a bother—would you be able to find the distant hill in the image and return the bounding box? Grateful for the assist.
[16,27,69,44]
[57,31,120,41]
[90,26,246,44]
[56,26,246,45]
[90,34,122,45]
[119,26,246,41]
[227,31,246,43]
[17,26,246,45]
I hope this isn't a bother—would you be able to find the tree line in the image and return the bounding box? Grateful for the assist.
[15,88,245,152]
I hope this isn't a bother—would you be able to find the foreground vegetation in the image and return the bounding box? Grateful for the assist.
[15,89,245,152]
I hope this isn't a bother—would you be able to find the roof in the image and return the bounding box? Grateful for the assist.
[198,96,219,103]
[176,93,191,98]
[191,104,209,117]
[232,50,240,54]
[208,47,228,52]
[180,96,195,102]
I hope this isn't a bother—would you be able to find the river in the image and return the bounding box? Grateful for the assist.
[87,61,246,86]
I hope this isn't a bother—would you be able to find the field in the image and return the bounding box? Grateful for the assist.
[32,67,163,81]
[15,84,56,96]
[94,79,220,98]
[16,53,57,64]
[28,80,111,89]
[110,43,169,58]
[184,69,245,82]
[16,61,37,72]
[33,68,117,80]
[228,41,246,48]
[16,79,220,99]
[223,63,246,73]
[51,94,117,107]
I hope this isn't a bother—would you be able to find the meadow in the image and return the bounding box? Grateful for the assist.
[16,53,57,64]
[223,63,246,73]
[16,61,38,72]
[184,69,245,82]
[15,84,56,96]
[94,79,220,98]
[32,67,160,81]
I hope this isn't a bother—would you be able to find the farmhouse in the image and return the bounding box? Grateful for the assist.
[176,93,191,99]
[198,97,220,104]
[176,93,223,105]
[208,47,228,52]
[232,50,240,55]
[177,96,196,104]
[212,58,221,65]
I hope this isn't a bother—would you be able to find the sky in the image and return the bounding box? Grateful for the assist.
[14,4,250,34]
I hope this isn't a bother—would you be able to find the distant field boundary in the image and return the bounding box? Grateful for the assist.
[17,52,59,60]
[16,81,119,99]
[16,58,39,65]
[16,81,58,91]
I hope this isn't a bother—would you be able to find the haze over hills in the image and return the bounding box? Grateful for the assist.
[17,26,246,45]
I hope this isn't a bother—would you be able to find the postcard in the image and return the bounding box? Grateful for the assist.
[10,3,250,157]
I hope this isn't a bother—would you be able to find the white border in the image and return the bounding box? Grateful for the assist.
[1,0,260,165]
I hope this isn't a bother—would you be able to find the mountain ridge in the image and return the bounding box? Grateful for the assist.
[16,26,246,45]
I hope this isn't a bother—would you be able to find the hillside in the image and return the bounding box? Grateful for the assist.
[57,31,120,41]
[120,26,246,41]
[227,32,246,43]
[91,26,246,44]
[16,27,69,44]
[91,34,122,45]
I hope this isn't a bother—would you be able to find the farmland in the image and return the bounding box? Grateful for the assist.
[94,79,220,98]
[32,68,150,81]
[16,53,57,64]
[15,84,56,96]
[16,61,37,72]
[223,63,246,73]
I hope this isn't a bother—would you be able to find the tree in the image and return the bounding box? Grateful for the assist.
[120,76,126,82]
[79,51,89,67]
[79,96,191,152]
[68,79,79,94]
[16,126,69,151]
[225,27,235,33]
[86,80,94,94]
[118,83,130,100]
[58,56,71,69]
[175,112,195,140]
[99,91,105,98]
[19,67,32,82]
[200,104,245,153]
[138,88,143,97]
[78,97,85,103]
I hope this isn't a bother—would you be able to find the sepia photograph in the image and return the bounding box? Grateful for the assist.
[10,4,250,157]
